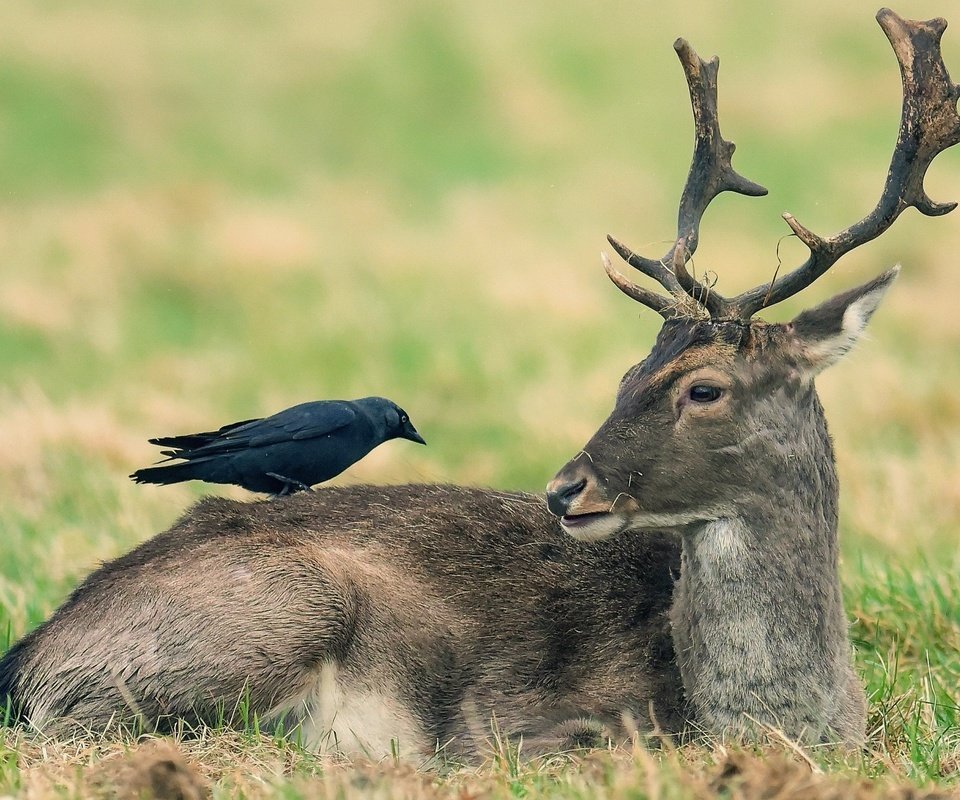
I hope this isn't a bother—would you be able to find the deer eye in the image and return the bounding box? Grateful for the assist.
[689,385,723,403]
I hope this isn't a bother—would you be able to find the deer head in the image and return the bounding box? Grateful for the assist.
[546,9,960,541]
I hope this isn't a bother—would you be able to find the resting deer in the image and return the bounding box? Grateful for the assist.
[0,9,957,760]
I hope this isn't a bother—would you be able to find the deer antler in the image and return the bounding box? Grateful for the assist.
[605,38,768,319]
[607,9,960,323]
[719,9,960,321]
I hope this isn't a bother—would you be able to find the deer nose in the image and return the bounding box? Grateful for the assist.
[545,477,587,517]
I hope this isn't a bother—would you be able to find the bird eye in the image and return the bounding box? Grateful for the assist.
[689,385,723,403]
[401,415,408,423]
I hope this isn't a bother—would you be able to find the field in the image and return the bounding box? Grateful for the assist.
[0,0,959,796]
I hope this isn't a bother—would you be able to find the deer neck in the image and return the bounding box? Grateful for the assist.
[668,443,853,742]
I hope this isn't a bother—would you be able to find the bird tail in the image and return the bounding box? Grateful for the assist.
[129,461,206,486]
[147,418,260,453]
[148,434,215,452]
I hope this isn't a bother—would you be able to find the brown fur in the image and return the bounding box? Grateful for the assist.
[0,485,683,759]
[546,271,898,746]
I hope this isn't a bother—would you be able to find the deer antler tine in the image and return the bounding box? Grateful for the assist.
[673,39,769,215]
[781,213,826,250]
[606,38,768,318]
[606,235,683,293]
[672,38,768,288]
[601,252,675,319]
[877,8,960,215]
[727,9,960,321]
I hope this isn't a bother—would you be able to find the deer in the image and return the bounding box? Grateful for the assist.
[0,9,957,762]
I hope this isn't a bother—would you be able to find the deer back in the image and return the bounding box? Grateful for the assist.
[0,485,683,758]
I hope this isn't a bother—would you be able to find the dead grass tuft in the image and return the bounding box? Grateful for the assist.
[91,739,208,800]
[704,749,953,800]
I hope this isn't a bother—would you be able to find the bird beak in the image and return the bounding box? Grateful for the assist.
[404,425,426,445]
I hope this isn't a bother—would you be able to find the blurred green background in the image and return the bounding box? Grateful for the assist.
[0,0,958,636]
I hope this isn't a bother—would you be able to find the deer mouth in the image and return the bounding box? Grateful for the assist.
[559,511,626,542]
[560,511,609,527]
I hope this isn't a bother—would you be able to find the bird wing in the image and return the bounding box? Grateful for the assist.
[145,403,359,462]
[248,402,358,446]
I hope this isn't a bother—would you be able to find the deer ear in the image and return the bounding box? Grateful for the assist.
[787,266,899,377]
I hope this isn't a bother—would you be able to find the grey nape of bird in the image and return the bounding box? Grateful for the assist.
[130,396,425,497]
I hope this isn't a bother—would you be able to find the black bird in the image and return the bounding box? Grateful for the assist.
[130,396,425,496]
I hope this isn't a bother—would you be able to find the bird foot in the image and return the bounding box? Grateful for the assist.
[266,473,313,497]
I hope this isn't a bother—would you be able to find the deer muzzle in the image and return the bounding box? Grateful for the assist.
[546,458,644,541]
[546,462,617,517]
[544,476,586,516]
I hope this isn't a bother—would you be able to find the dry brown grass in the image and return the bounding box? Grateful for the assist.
[4,731,959,800]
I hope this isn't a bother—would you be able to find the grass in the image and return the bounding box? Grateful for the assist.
[0,0,959,796]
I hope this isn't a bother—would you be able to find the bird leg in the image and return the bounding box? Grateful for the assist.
[266,473,314,496]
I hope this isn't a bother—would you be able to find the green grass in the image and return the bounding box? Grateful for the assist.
[0,58,115,194]
[0,0,959,796]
